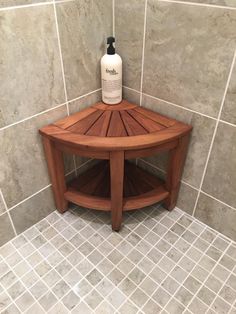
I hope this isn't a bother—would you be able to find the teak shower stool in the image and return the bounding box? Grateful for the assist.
[39,100,192,231]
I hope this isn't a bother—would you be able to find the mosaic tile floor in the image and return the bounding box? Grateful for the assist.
[0,205,236,314]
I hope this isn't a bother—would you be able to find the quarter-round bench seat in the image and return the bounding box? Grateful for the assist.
[39,100,192,231]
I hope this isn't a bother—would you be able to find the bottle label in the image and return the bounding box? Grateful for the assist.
[102,79,121,93]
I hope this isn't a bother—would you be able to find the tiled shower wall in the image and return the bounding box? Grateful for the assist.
[115,0,236,241]
[0,0,112,246]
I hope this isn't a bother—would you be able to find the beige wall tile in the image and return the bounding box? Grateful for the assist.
[0,105,67,208]
[143,1,236,117]
[141,94,216,188]
[0,213,15,246]
[0,5,65,128]
[202,122,236,208]
[221,62,236,125]
[115,0,145,90]
[10,187,55,234]
[56,0,112,101]
[195,193,236,241]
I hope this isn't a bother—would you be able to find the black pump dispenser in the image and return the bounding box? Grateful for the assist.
[107,37,115,55]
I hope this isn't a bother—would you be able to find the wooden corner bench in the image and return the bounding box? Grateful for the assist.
[39,100,192,231]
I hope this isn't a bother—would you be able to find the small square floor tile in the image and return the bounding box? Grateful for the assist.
[119,300,139,314]
[174,286,193,307]
[118,277,137,296]
[152,287,171,307]
[197,286,216,306]
[165,298,185,314]
[62,290,80,311]
[142,299,162,314]
[15,291,35,312]
[39,291,57,312]
[84,289,103,310]
[211,296,231,313]
[52,280,70,299]
[130,288,149,308]
[188,297,208,314]
[30,280,48,300]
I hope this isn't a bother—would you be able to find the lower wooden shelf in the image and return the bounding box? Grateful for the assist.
[64,161,169,212]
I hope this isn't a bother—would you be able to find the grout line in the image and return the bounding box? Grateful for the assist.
[5,159,95,215]
[0,0,72,12]
[53,0,69,116]
[67,88,102,107]
[176,206,235,244]
[139,158,199,191]
[192,49,236,216]
[0,1,54,12]
[123,85,236,127]
[0,89,101,132]
[123,85,236,128]
[219,119,236,128]
[0,103,66,132]
[139,158,236,225]
[139,0,148,107]
[112,0,115,37]
[158,0,236,11]
[8,184,52,212]
[0,189,17,236]
[200,190,236,213]
[142,92,218,121]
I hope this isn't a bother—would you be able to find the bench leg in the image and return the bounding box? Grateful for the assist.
[110,151,124,231]
[42,137,68,213]
[164,134,190,211]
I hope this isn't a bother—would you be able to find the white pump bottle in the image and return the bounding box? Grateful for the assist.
[101,37,122,105]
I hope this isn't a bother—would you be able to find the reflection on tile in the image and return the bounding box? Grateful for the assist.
[141,94,216,188]
[0,6,65,127]
[56,0,112,100]
[143,1,236,117]
[203,122,236,208]
[115,0,145,90]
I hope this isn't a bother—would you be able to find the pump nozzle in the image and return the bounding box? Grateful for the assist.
[107,36,115,55]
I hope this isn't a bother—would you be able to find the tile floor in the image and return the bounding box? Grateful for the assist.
[0,205,236,314]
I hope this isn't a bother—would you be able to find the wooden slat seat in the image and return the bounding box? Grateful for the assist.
[39,100,192,153]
